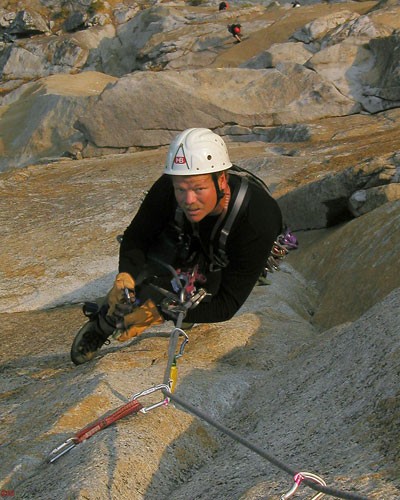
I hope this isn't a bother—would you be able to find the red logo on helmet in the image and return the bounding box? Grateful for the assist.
[174,155,187,165]
[171,144,189,170]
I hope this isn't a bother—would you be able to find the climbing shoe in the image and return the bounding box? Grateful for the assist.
[70,308,115,365]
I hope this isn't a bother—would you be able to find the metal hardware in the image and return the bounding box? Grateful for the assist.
[281,471,326,500]
[131,383,171,414]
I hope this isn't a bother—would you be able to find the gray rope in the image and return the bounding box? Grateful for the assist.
[164,390,369,500]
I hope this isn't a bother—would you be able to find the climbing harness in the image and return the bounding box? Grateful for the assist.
[177,165,298,275]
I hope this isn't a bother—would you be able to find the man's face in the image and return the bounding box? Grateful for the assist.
[172,173,226,223]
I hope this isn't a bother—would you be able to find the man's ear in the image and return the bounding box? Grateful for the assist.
[218,171,228,190]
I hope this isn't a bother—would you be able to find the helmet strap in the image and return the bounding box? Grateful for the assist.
[212,173,225,206]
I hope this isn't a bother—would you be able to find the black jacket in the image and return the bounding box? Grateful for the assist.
[119,173,282,323]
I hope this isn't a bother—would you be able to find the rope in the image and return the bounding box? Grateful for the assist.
[164,390,369,500]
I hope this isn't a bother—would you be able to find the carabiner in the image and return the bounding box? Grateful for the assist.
[131,383,171,414]
[280,471,326,500]
[174,328,189,359]
[47,437,77,463]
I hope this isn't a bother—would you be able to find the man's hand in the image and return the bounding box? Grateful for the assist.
[107,272,136,316]
[114,299,164,342]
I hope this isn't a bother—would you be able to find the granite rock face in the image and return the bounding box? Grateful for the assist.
[1,0,400,172]
[0,1,399,499]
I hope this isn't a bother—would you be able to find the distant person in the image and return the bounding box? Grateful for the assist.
[228,23,242,43]
[219,1,228,10]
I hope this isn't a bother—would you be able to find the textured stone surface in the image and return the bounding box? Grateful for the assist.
[0,0,392,171]
[0,2,399,499]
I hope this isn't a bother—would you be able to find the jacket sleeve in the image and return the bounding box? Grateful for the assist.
[185,187,282,323]
[118,175,175,280]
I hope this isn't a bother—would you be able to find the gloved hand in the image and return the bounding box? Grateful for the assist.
[107,272,136,316]
[114,298,164,342]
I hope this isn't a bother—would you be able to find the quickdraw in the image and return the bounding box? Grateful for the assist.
[48,285,194,464]
[168,328,189,394]
[47,386,164,463]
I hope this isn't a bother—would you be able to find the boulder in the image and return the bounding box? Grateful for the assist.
[7,9,49,36]
[0,72,117,171]
[363,32,400,107]
[303,11,398,113]
[317,13,393,49]
[103,5,192,75]
[240,41,313,69]
[0,24,116,81]
[0,45,49,80]
[75,65,358,150]
[279,145,399,230]
[291,10,359,45]
[349,183,400,216]
[63,11,88,32]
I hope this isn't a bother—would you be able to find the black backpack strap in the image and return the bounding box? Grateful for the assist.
[209,176,249,271]
[219,176,249,251]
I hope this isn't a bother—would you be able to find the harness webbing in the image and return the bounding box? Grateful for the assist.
[218,176,249,252]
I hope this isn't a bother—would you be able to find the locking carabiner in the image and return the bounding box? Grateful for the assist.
[174,328,189,360]
[280,471,326,500]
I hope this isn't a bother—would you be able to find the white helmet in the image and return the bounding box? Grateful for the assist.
[165,128,232,176]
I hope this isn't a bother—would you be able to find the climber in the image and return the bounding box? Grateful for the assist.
[71,128,282,365]
[228,23,242,42]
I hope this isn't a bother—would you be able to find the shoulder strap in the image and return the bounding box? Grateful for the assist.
[209,176,249,271]
[219,176,249,251]
[172,176,250,271]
